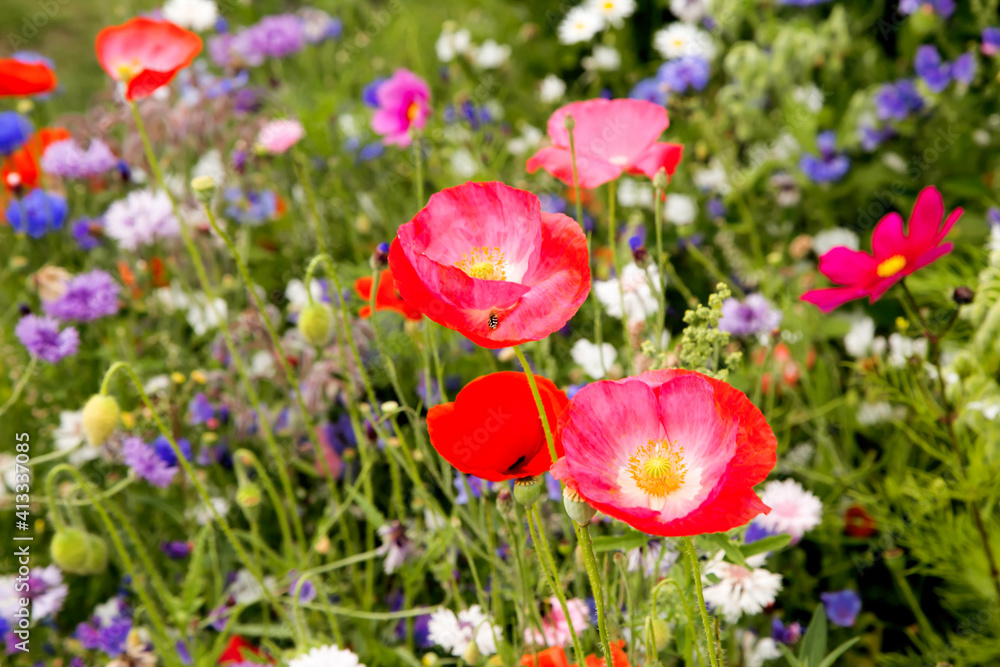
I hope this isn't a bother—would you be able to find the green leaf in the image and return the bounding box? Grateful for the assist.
[741,533,793,559]
[799,604,828,666]
[591,530,651,553]
[817,638,860,667]
[352,493,387,528]
[703,532,747,567]
[779,643,802,667]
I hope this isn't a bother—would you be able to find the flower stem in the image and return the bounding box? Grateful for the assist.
[577,521,613,667]
[653,181,668,351]
[512,345,557,463]
[413,132,424,208]
[682,536,720,667]
[608,179,634,373]
[0,356,36,420]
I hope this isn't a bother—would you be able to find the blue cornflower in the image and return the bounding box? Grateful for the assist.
[899,0,954,18]
[359,142,385,161]
[983,27,1000,56]
[914,45,952,92]
[799,131,850,183]
[874,79,923,121]
[188,393,215,425]
[72,217,104,250]
[821,589,862,627]
[772,617,802,644]
[5,189,68,238]
[951,52,977,85]
[362,77,387,107]
[657,56,711,93]
[152,435,193,468]
[629,77,669,105]
[0,111,32,156]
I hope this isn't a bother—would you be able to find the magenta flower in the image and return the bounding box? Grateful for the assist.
[801,186,961,313]
[370,69,431,147]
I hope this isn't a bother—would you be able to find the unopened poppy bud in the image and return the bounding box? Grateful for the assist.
[653,168,668,190]
[461,639,480,664]
[496,488,514,518]
[563,114,575,131]
[513,476,543,506]
[421,652,438,666]
[81,394,120,446]
[50,527,90,574]
[563,486,597,525]
[298,303,333,346]
[372,242,391,269]
[236,483,262,509]
[82,534,109,574]
[953,286,974,304]
[646,616,671,653]
[191,175,217,202]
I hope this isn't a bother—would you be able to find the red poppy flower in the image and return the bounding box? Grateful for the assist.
[427,371,568,482]
[95,17,202,101]
[0,57,58,97]
[521,641,630,667]
[552,369,777,537]
[801,186,962,312]
[527,99,684,189]
[388,181,590,348]
[355,268,422,320]
[218,636,265,664]
[844,505,877,539]
[2,127,71,191]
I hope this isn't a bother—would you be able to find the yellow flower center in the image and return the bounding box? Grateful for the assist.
[876,254,906,278]
[604,1,615,9]
[628,439,686,498]
[406,101,421,122]
[455,247,507,281]
[115,60,141,83]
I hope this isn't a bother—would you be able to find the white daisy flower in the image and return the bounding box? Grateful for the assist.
[571,339,618,379]
[428,605,499,657]
[228,569,278,606]
[586,0,637,27]
[507,124,544,155]
[843,315,876,358]
[670,0,712,24]
[653,23,717,60]
[185,294,227,336]
[435,25,472,62]
[812,228,860,257]
[558,5,605,44]
[539,75,567,104]
[754,479,822,540]
[593,263,662,326]
[886,333,927,368]
[664,194,698,225]
[617,179,654,208]
[472,40,511,69]
[289,644,365,667]
[450,149,478,178]
[701,552,783,623]
[583,45,622,71]
[162,0,218,31]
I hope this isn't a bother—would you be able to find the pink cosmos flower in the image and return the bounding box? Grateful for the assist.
[256,118,304,154]
[526,98,684,189]
[371,68,431,147]
[389,181,590,348]
[801,186,962,313]
[552,369,777,537]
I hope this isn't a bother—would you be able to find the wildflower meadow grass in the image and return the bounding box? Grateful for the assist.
[2,1,1000,666]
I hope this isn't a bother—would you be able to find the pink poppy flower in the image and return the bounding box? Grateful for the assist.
[801,186,962,313]
[526,98,684,189]
[388,181,590,348]
[552,369,777,537]
[371,68,431,147]
[95,17,202,101]
[256,119,304,154]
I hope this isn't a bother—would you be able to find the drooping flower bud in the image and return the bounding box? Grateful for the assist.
[298,303,333,346]
[82,533,109,574]
[236,483,263,509]
[81,394,120,446]
[645,616,672,653]
[50,527,90,574]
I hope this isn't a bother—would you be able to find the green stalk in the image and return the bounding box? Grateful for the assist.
[511,345,557,463]
[607,179,634,373]
[577,522,613,667]
[682,537,720,667]
[652,179,668,351]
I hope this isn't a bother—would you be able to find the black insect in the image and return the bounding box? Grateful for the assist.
[488,310,499,330]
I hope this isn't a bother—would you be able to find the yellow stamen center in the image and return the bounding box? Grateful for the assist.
[604,1,614,9]
[406,101,421,122]
[115,60,141,83]
[628,439,686,498]
[455,247,507,281]
[876,254,906,278]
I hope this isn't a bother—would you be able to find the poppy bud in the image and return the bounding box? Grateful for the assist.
[81,394,120,446]
[82,533,109,574]
[236,483,263,509]
[953,286,974,304]
[372,242,391,269]
[298,303,333,346]
[563,487,596,526]
[496,488,515,518]
[50,527,90,573]
[645,616,671,653]
[563,115,575,131]
[461,639,480,664]
[513,476,543,506]
[653,168,668,190]
[190,175,217,203]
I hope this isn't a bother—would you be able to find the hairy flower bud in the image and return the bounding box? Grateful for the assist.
[298,303,333,346]
[50,527,90,574]
[81,394,120,446]
[82,533,109,574]
[190,175,217,203]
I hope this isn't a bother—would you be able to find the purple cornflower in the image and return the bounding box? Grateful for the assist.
[43,269,120,322]
[21,566,68,620]
[874,79,923,121]
[707,197,727,218]
[899,0,954,18]
[951,52,977,85]
[15,315,79,363]
[245,14,306,61]
[40,138,117,179]
[289,573,318,603]
[454,473,492,505]
[983,28,1000,56]
[718,293,783,337]
[657,56,711,93]
[0,111,32,156]
[299,8,342,43]
[799,131,850,183]
[914,46,952,93]
[122,436,178,488]
[859,124,895,152]
[362,77,388,107]
[72,217,104,250]
[161,541,193,558]
[188,392,215,424]
[820,589,862,627]
[223,187,278,226]
[358,142,385,162]
[629,77,669,105]
[771,617,802,645]
[5,189,68,238]
[777,0,831,4]
[77,610,132,658]
[744,520,779,544]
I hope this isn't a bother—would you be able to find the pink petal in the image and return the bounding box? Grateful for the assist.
[801,286,873,313]
[656,374,737,486]
[871,212,905,259]
[625,142,684,181]
[525,145,623,189]
[908,241,954,273]
[546,100,669,165]
[936,206,963,244]
[817,247,878,286]
[906,186,945,249]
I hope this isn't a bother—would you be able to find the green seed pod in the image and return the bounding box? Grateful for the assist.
[81,395,120,446]
[298,303,333,346]
[563,487,597,526]
[50,527,91,574]
[513,476,543,506]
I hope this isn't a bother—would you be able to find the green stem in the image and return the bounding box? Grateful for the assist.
[0,356,36,420]
[512,345,557,463]
[607,179,634,373]
[413,132,424,208]
[682,537,720,667]
[653,182,668,351]
[577,522,613,667]
[232,449,295,561]
[566,116,584,229]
